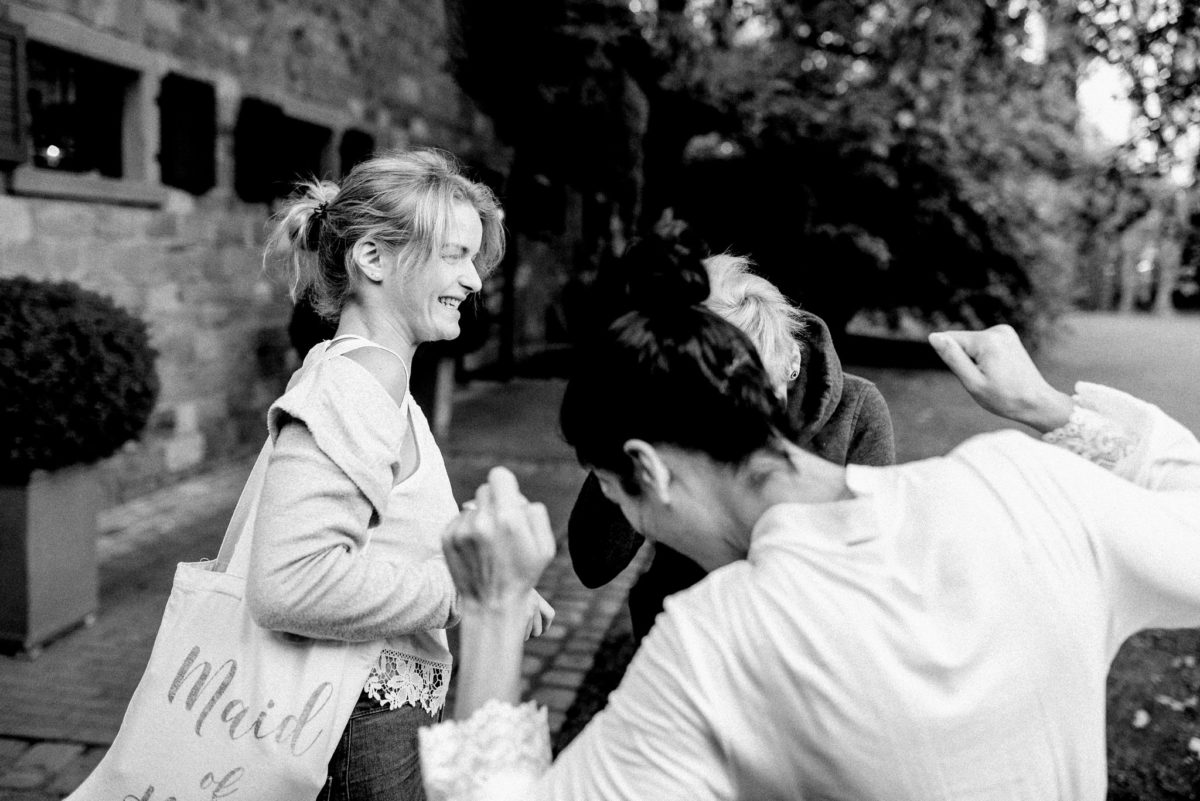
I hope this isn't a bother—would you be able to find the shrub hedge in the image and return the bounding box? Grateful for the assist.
[0,277,159,483]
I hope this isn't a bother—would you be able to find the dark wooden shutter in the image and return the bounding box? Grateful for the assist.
[233,97,283,202]
[339,128,375,176]
[158,72,216,195]
[278,116,331,190]
[0,19,27,166]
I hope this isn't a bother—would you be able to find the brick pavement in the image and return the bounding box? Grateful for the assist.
[0,379,646,800]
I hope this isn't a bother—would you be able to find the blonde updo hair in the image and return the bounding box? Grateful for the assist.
[264,148,504,320]
[702,253,806,395]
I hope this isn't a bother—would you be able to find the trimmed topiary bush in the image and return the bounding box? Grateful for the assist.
[0,277,159,483]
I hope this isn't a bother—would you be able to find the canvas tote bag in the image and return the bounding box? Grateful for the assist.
[67,433,382,801]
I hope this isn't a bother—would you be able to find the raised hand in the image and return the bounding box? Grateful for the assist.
[442,467,557,610]
[928,324,1074,433]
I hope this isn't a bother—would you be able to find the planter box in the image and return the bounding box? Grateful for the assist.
[0,464,102,654]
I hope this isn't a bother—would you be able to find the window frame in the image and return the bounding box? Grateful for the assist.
[0,18,28,166]
[5,5,164,207]
[3,7,383,208]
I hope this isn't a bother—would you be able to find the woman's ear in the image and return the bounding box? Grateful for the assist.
[350,239,385,283]
[623,439,671,504]
[787,341,802,383]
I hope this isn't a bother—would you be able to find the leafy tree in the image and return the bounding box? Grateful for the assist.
[445,0,651,240]
[1074,0,1200,174]
[1071,0,1200,312]
[445,0,657,358]
[630,1,1085,341]
[446,0,1200,345]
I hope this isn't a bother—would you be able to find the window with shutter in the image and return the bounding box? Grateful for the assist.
[234,99,334,201]
[25,41,135,178]
[339,128,375,176]
[277,115,332,191]
[158,73,216,195]
[234,97,284,203]
[0,19,27,166]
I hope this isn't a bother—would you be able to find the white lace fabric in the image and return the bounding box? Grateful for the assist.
[1042,400,1135,470]
[364,649,451,716]
[419,700,551,801]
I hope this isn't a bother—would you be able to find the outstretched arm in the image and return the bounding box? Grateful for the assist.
[928,325,1073,434]
[929,324,1200,490]
[932,324,1200,644]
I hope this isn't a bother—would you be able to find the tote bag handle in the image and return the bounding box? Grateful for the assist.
[214,438,274,575]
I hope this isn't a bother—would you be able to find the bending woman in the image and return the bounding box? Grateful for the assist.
[252,149,550,801]
[424,236,1200,800]
[568,252,894,641]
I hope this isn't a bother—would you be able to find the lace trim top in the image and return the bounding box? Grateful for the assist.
[365,649,452,716]
[418,700,550,801]
[1042,393,1135,470]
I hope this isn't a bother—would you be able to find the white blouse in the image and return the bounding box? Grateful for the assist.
[420,383,1200,800]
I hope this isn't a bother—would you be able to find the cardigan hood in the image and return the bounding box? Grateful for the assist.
[788,310,846,446]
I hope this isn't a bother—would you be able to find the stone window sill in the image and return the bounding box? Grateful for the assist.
[9,166,166,207]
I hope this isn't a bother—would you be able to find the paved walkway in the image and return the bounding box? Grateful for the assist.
[0,379,649,799]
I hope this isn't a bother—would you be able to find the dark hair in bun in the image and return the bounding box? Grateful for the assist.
[590,229,711,328]
[618,233,710,312]
[561,231,795,493]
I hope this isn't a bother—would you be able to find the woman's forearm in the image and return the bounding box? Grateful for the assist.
[1018,387,1075,434]
[443,468,559,720]
[453,598,529,719]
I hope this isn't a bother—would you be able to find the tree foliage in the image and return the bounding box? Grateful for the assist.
[1074,0,1200,174]
[1069,1,1200,312]
[444,0,651,235]
[445,0,1200,341]
[642,0,1086,340]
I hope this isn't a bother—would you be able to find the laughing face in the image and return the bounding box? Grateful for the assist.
[395,201,485,345]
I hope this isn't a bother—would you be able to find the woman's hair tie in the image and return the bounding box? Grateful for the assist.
[304,199,329,251]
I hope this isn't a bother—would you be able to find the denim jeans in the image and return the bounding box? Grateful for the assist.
[318,692,440,801]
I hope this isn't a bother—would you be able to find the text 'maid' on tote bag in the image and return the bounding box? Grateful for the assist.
[66,439,381,801]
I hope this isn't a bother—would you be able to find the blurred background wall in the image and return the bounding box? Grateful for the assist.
[0,0,511,501]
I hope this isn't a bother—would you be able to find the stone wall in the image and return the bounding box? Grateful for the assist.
[0,0,508,502]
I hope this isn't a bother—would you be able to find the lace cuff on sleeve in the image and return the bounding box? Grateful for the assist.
[1042,398,1135,471]
[419,700,551,801]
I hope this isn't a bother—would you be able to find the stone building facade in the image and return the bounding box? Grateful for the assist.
[0,0,508,502]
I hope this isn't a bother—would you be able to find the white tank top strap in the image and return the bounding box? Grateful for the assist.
[327,334,412,389]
